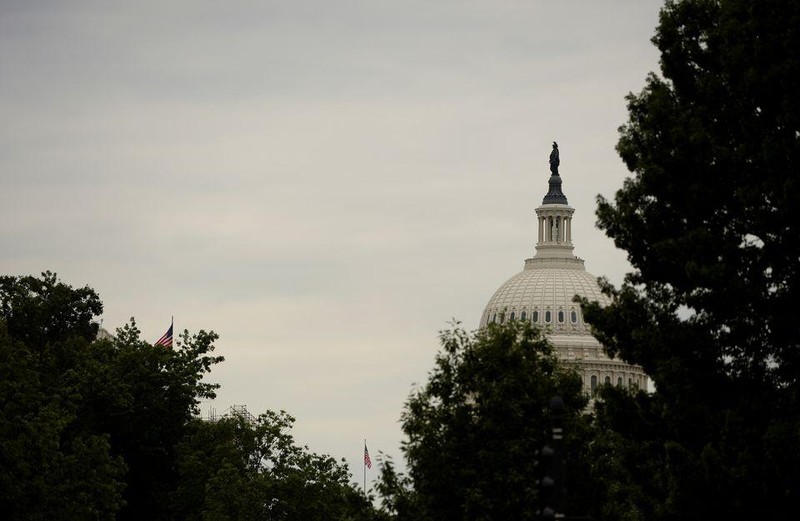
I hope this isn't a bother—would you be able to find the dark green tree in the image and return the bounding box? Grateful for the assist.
[376,321,592,521]
[0,271,102,347]
[172,409,385,521]
[581,1,800,519]
[87,321,224,521]
[1,272,385,520]
[0,273,126,520]
[0,272,223,520]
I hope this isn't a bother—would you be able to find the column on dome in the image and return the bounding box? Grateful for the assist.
[544,216,548,241]
[566,216,572,243]
[538,215,544,243]
[556,216,561,243]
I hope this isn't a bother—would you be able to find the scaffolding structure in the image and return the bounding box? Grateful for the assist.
[204,404,256,425]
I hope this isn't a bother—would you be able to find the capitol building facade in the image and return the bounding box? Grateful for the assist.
[479,147,647,394]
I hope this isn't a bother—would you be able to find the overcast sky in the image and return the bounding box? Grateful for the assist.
[1,0,664,488]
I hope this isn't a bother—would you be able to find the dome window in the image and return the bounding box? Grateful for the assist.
[617,377,622,387]
[557,310,565,323]
[590,375,598,394]
[510,312,515,321]
[492,313,497,323]
[532,310,539,323]
[545,310,551,323]
[520,311,527,321]
[570,310,578,323]
[604,376,611,385]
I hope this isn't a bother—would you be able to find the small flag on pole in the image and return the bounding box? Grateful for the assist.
[364,442,372,469]
[155,318,173,348]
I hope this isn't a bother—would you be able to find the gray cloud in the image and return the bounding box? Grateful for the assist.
[1,0,663,482]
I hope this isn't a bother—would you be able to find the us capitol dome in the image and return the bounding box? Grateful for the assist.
[479,142,647,394]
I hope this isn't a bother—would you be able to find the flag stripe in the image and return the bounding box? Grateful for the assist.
[364,443,372,469]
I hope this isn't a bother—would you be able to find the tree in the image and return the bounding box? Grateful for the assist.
[87,321,224,521]
[376,321,593,521]
[0,273,125,520]
[581,1,800,519]
[0,271,102,347]
[172,409,385,521]
[0,272,224,520]
[1,272,386,520]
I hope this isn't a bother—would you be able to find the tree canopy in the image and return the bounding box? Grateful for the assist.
[0,272,225,520]
[0,272,382,520]
[376,321,595,521]
[580,0,800,519]
[172,409,384,521]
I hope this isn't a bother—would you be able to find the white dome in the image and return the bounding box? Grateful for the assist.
[479,264,609,335]
[478,161,647,393]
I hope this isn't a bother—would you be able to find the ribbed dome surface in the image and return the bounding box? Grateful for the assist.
[479,265,609,334]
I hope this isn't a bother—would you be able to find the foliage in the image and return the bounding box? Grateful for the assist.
[173,409,385,521]
[90,322,224,521]
[0,273,125,520]
[0,271,385,520]
[0,272,223,520]
[376,320,592,521]
[0,271,102,347]
[581,0,800,519]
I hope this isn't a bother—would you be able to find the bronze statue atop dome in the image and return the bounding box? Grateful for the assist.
[549,141,560,176]
[543,141,567,204]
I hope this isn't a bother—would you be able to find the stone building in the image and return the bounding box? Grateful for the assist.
[479,148,647,393]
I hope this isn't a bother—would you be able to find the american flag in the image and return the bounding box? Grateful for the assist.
[155,319,173,348]
[364,443,372,469]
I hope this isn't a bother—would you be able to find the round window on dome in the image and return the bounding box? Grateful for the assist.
[545,310,552,323]
[557,310,564,323]
[520,311,527,321]
[570,310,578,323]
[532,310,539,322]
